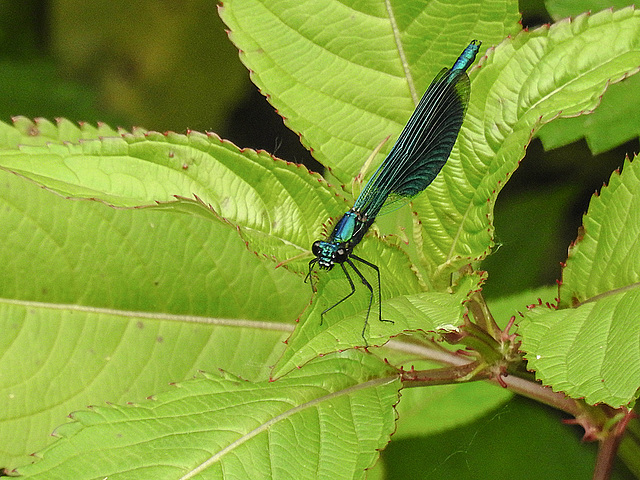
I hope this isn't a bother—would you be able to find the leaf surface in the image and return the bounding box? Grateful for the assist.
[219,0,520,182]
[17,351,400,480]
[520,157,640,406]
[0,164,306,467]
[560,156,640,305]
[414,7,640,285]
[519,289,640,407]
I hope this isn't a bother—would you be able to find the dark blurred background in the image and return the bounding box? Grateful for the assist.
[0,0,637,298]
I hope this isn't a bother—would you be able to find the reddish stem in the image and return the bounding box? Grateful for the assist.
[593,411,635,480]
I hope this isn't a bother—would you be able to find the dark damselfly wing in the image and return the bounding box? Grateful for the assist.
[353,57,472,219]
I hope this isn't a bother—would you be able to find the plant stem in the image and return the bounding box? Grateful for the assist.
[388,290,634,467]
[592,410,635,480]
[397,348,626,445]
[467,290,502,339]
[401,359,585,419]
[493,373,584,419]
[401,360,491,386]
[594,432,621,480]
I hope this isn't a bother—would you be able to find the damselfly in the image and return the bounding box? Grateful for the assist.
[307,40,481,341]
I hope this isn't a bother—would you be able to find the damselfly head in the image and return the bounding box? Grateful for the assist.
[312,240,351,269]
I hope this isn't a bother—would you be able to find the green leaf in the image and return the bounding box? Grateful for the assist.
[220,2,640,290]
[0,300,294,469]
[560,155,640,305]
[272,274,477,377]
[520,157,640,407]
[413,7,640,286]
[0,117,457,351]
[0,165,306,320]
[545,0,634,21]
[0,121,349,274]
[17,351,400,480]
[0,116,120,147]
[219,0,520,183]
[519,288,640,407]
[0,167,307,468]
[537,72,640,154]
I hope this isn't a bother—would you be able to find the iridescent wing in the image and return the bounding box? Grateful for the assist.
[353,40,479,219]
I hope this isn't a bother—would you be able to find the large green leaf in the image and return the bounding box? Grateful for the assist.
[537,73,640,154]
[0,118,348,275]
[0,155,306,319]
[0,120,427,351]
[221,3,640,290]
[0,164,307,468]
[519,288,640,407]
[17,351,400,480]
[0,301,292,469]
[560,155,640,305]
[520,157,640,407]
[0,123,468,470]
[414,6,640,286]
[532,2,640,154]
[219,0,521,182]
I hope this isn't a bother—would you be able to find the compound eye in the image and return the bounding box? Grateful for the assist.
[311,241,322,256]
[333,247,348,263]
